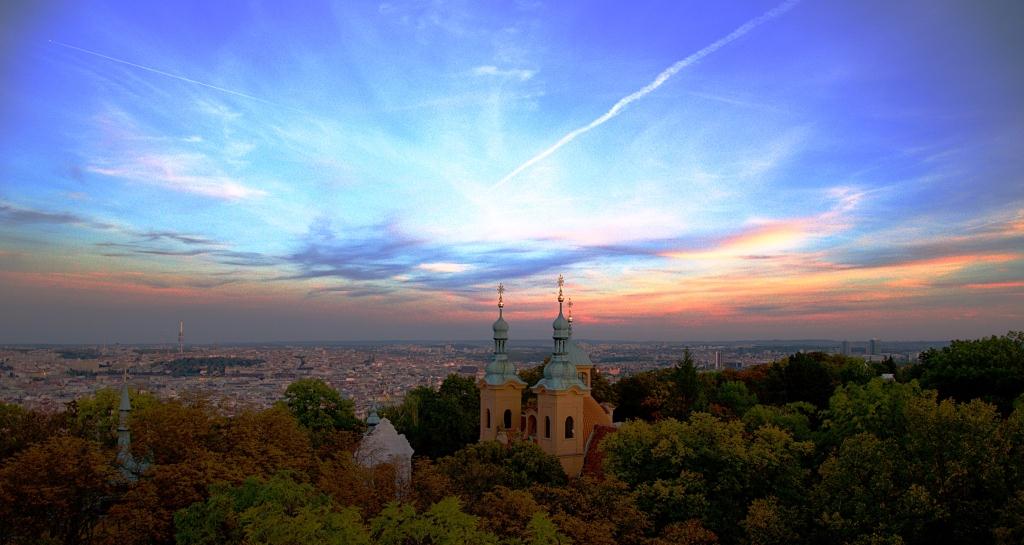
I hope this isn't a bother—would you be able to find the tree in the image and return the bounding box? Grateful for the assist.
[590,368,617,405]
[437,440,566,501]
[281,379,361,443]
[67,387,157,446]
[741,402,815,442]
[763,353,836,409]
[612,370,672,422]
[919,331,1024,414]
[220,406,315,481]
[821,379,927,448]
[601,414,812,542]
[0,402,63,460]
[713,381,758,417]
[529,477,650,545]
[382,375,480,458]
[369,497,499,545]
[664,351,706,419]
[0,435,120,545]
[174,471,370,545]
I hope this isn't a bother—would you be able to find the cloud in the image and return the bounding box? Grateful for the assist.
[88,153,267,200]
[50,40,283,108]
[0,202,115,229]
[473,65,535,81]
[492,0,801,189]
[418,262,472,273]
[281,220,608,290]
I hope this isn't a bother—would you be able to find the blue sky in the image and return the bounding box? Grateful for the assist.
[0,0,1022,343]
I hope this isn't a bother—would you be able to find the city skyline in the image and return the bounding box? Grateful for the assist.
[2,0,1023,343]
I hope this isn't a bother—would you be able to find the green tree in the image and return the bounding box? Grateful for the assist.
[382,375,479,458]
[821,379,927,448]
[601,414,813,541]
[437,440,566,501]
[741,402,816,442]
[919,331,1024,414]
[175,472,370,545]
[590,368,617,405]
[281,379,361,442]
[67,386,158,446]
[763,353,836,409]
[713,381,758,417]
[370,497,499,545]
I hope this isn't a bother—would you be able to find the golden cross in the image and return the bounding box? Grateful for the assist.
[557,274,564,302]
[497,283,505,308]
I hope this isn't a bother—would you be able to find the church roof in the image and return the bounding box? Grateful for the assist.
[566,339,593,367]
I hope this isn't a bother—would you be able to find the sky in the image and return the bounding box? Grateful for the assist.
[0,0,1022,344]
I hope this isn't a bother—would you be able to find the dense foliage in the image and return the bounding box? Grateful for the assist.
[0,332,1022,544]
[380,375,479,458]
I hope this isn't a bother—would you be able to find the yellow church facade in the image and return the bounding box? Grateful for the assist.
[478,277,614,476]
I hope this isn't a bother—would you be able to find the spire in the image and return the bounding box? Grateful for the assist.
[484,283,525,387]
[534,275,586,391]
[117,369,133,466]
[567,297,573,335]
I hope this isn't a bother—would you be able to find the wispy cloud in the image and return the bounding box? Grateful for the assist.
[50,40,284,108]
[0,202,115,230]
[491,0,801,189]
[473,65,535,81]
[88,153,267,200]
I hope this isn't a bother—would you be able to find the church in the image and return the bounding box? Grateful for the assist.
[478,276,615,476]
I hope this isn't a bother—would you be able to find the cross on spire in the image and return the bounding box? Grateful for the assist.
[497,283,505,308]
[557,274,564,303]
[567,297,573,323]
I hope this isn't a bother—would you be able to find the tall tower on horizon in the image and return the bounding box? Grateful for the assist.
[178,320,184,355]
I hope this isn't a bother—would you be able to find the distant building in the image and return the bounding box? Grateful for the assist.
[841,340,850,356]
[869,338,880,355]
[478,278,614,476]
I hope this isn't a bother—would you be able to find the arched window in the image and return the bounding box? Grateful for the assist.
[503,409,513,430]
[565,416,574,438]
[527,415,537,437]
[486,409,491,428]
[544,416,551,438]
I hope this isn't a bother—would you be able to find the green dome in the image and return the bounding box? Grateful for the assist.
[492,315,509,339]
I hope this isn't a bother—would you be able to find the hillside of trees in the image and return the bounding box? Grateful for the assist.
[1,332,1023,545]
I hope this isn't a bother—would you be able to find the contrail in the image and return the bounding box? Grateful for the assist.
[49,39,281,107]
[491,0,800,190]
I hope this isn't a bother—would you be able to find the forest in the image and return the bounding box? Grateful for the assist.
[1,331,1022,545]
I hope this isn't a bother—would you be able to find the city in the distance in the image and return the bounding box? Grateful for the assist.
[1,1,1022,545]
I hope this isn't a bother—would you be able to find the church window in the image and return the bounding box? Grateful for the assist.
[544,416,551,438]
[486,409,491,428]
[503,409,513,429]
[565,416,574,438]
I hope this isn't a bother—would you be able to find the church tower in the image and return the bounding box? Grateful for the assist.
[479,283,527,442]
[532,275,589,475]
